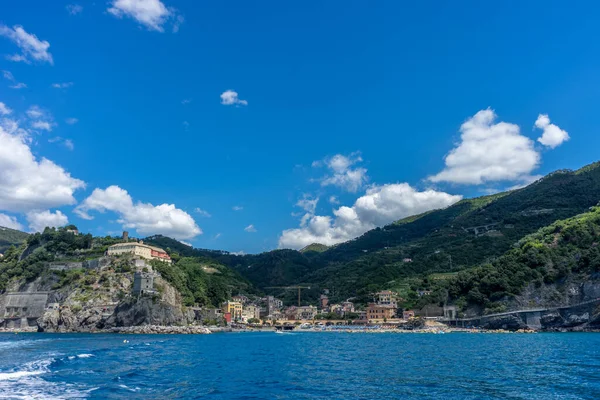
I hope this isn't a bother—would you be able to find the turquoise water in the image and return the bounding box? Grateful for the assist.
[0,332,599,399]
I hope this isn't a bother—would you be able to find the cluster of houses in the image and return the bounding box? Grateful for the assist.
[105,235,457,326]
[199,290,429,326]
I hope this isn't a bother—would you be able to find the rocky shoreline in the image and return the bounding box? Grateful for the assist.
[108,325,211,334]
[0,325,211,334]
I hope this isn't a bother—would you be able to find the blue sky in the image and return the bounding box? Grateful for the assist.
[1,1,599,253]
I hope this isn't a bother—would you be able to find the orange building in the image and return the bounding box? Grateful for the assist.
[367,303,397,321]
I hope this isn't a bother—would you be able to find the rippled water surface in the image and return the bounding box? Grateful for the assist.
[0,332,599,399]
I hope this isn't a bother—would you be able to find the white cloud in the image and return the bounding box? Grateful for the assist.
[26,210,68,232]
[0,213,23,231]
[66,4,83,15]
[535,114,569,149]
[428,109,541,185]
[296,195,318,214]
[244,224,257,233]
[51,82,73,89]
[220,90,248,106]
[194,207,211,218]
[214,233,221,239]
[0,102,12,115]
[231,250,246,256]
[279,183,462,249]
[75,185,202,240]
[1,70,26,89]
[31,121,53,132]
[9,82,27,89]
[48,136,73,150]
[6,54,28,63]
[0,25,53,65]
[26,105,44,119]
[232,205,243,211]
[65,118,78,125]
[0,124,85,213]
[107,0,182,33]
[328,196,339,205]
[181,98,191,105]
[316,152,368,192]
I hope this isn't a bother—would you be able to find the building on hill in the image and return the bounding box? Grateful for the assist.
[222,301,243,322]
[340,301,355,315]
[375,290,399,307]
[319,294,329,310]
[242,304,260,322]
[232,295,249,304]
[107,241,171,263]
[133,271,155,295]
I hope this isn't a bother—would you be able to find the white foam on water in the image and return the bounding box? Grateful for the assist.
[0,357,91,399]
[118,384,140,392]
[77,354,94,358]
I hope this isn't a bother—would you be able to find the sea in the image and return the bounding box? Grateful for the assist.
[0,332,598,399]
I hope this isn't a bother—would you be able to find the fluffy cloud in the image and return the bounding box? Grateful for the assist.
[0,123,85,213]
[244,224,257,233]
[535,114,569,149]
[26,105,44,119]
[75,185,202,240]
[279,183,462,249]
[108,0,182,33]
[220,90,248,106]
[51,82,73,89]
[0,25,53,65]
[26,210,68,232]
[66,4,83,15]
[428,109,541,185]
[316,153,368,192]
[31,121,53,132]
[9,83,26,89]
[0,102,12,115]
[0,213,23,230]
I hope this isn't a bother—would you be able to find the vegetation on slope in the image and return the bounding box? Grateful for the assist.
[299,243,329,254]
[0,226,29,254]
[150,255,256,307]
[446,204,600,313]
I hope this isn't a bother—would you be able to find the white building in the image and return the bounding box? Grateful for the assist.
[107,242,172,263]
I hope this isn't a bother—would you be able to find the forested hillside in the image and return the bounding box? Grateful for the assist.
[442,203,600,316]
[0,226,29,253]
[148,161,600,306]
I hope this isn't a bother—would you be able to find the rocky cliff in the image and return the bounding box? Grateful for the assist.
[0,256,200,333]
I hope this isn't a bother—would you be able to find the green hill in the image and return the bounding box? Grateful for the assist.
[446,203,600,314]
[300,243,329,254]
[0,226,29,254]
[165,161,600,306]
[146,161,600,307]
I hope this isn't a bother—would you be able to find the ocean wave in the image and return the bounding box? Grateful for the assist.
[67,353,94,360]
[0,357,92,399]
[0,339,52,351]
[0,358,52,381]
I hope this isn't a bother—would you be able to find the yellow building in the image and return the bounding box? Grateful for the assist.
[107,242,172,263]
[222,301,243,321]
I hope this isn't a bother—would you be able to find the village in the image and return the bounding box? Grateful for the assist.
[103,238,458,330]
